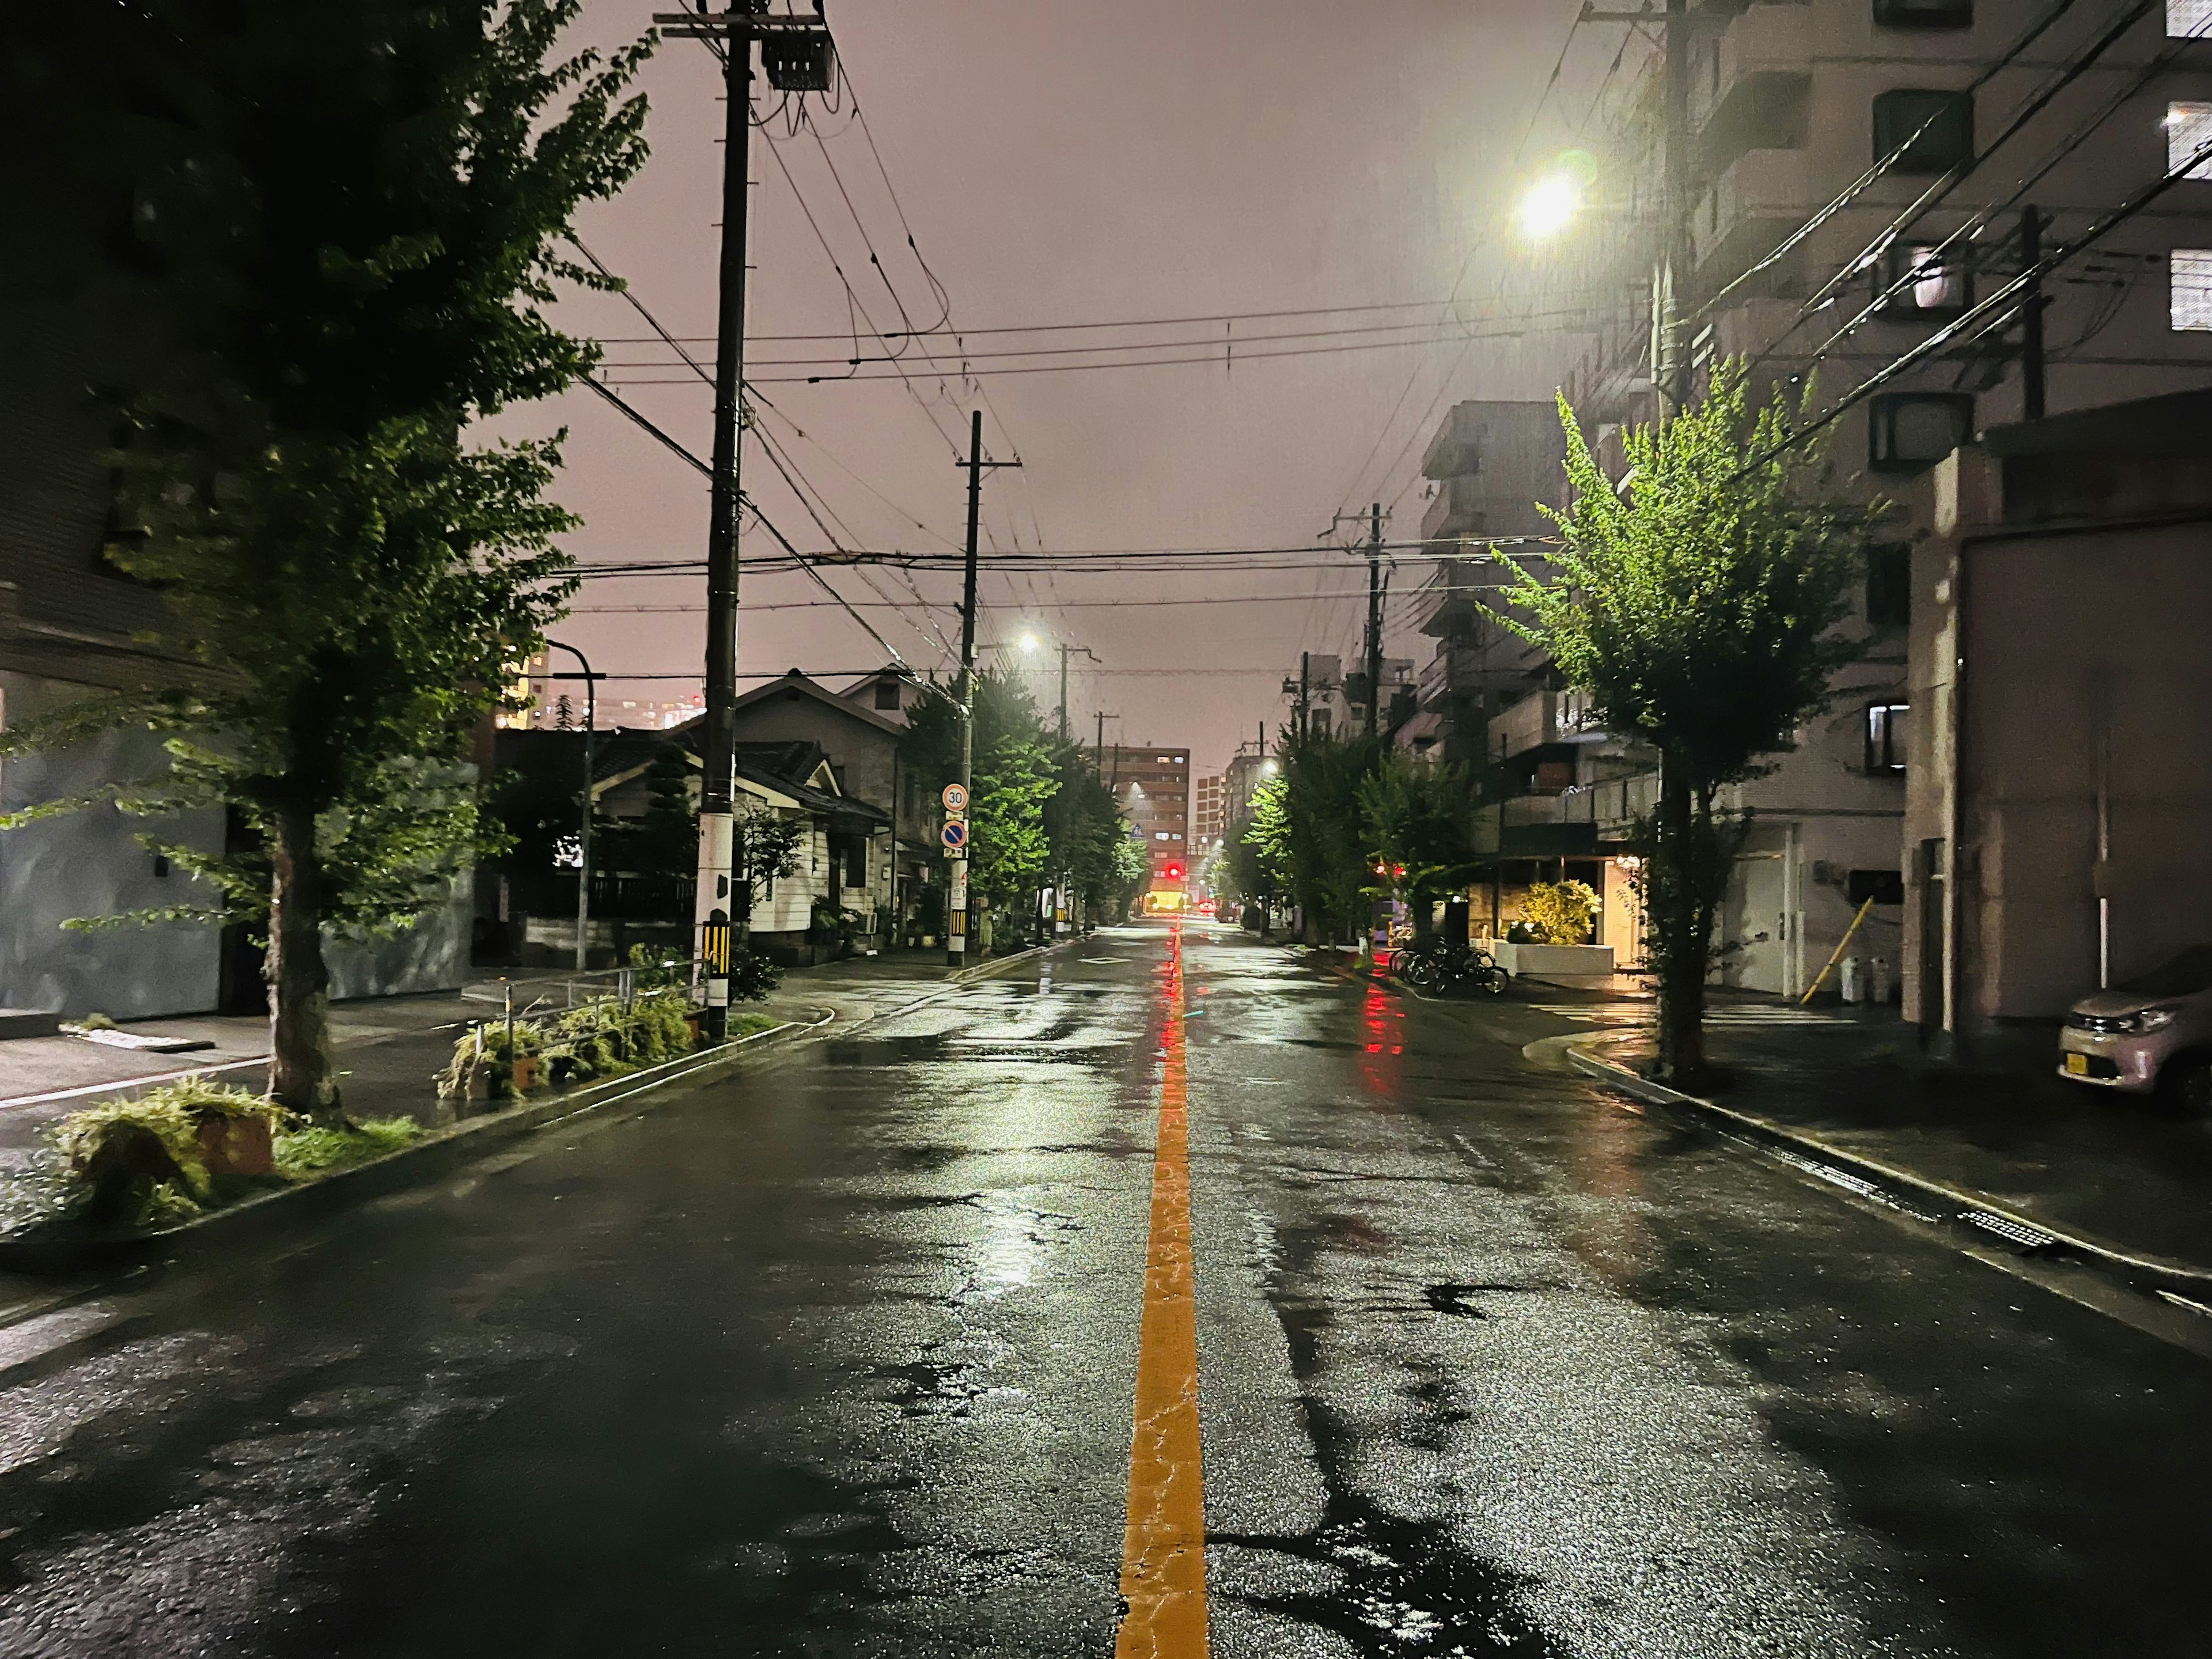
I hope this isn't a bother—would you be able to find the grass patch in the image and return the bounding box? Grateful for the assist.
[272,1116,424,1180]
[732,1012,781,1039]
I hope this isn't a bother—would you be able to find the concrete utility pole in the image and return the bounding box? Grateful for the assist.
[948,410,1020,967]
[656,4,833,1035]
[2020,204,2048,421]
[1056,642,1099,744]
[1660,0,1693,414]
[1363,502,1384,741]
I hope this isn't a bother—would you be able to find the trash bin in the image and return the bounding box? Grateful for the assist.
[1869,956,1892,1005]
[1839,956,1864,1004]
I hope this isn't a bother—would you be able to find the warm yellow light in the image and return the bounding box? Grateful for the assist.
[1517,174,1582,241]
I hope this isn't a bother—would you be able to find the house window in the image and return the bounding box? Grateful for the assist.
[1869,392,1974,469]
[1875,0,1971,26]
[1866,543,1911,628]
[1872,90,1974,173]
[844,842,866,887]
[2172,249,2212,328]
[1847,869,1906,904]
[2171,0,2212,36]
[1866,702,1911,773]
[1155,831,1171,840]
[1877,242,1969,316]
[873,680,900,710]
[2168,102,2212,178]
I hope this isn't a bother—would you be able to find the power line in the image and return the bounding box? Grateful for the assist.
[1758,127,2212,467]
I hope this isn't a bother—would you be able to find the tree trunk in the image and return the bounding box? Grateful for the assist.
[1653,756,1709,1087]
[267,802,340,1123]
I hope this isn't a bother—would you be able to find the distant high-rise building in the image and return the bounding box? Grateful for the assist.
[1194,774,1225,852]
[1102,743,1191,888]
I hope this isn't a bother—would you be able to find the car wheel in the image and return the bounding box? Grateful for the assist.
[2164,1056,2212,1117]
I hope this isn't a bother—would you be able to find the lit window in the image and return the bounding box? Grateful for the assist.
[1866,702,1911,774]
[2171,0,2212,37]
[2169,102,2212,178]
[1155,831,1171,840]
[2172,249,2212,328]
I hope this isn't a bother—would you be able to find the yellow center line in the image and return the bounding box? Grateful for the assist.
[1116,923,1209,1658]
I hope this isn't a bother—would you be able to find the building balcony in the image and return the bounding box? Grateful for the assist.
[1487,689,1604,762]
[1695,148,1812,294]
[1419,475,1555,545]
[1693,3,1812,164]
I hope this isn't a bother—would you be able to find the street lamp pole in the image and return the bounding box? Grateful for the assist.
[544,641,596,973]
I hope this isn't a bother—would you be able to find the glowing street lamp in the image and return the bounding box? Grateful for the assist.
[1516,173,1583,241]
[1018,630,1040,654]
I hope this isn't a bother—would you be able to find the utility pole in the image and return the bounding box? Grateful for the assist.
[1096,710,1106,780]
[2020,204,2048,422]
[1056,642,1099,744]
[1660,0,1692,415]
[656,3,833,1037]
[1363,502,1384,741]
[948,410,1020,967]
[1299,651,1310,741]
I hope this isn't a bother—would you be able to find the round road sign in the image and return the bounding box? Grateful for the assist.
[941,819,969,850]
[941,783,969,812]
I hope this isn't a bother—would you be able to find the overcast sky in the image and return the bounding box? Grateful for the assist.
[514,0,1630,778]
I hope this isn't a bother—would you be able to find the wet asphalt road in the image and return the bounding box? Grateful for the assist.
[1,922,2209,1657]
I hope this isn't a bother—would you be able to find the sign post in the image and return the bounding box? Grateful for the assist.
[941,783,969,967]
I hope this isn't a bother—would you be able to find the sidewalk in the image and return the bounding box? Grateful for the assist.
[0,940,1054,1234]
[1574,997,2212,1274]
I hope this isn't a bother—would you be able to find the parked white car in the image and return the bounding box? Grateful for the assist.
[2058,946,2212,1112]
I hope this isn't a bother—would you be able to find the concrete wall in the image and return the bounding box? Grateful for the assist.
[0,687,225,1018]
[326,880,472,1001]
[1908,449,2212,1029]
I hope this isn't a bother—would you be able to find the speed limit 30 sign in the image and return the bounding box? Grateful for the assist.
[941,782,969,813]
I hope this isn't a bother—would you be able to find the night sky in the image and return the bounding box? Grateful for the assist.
[503,0,1618,777]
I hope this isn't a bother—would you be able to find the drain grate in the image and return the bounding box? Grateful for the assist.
[1959,1209,2060,1251]
[1774,1150,1881,1200]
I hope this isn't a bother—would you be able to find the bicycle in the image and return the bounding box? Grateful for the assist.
[1392,937,1511,996]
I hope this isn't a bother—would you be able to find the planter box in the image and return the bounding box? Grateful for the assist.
[510,1055,542,1094]
[1488,941,1616,977]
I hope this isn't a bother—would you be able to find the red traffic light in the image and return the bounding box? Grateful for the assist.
[1166,863,1183,879]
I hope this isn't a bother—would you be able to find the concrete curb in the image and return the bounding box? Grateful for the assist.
[1564,1039,2212,1296]
[0,1008,833,1277]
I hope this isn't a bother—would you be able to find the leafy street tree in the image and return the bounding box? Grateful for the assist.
[1246,733,1384,944]
[0,1,653,1120]
[902,671,1060,922]
[1357,753,1476,939]
[1046,753,1141,926]
[1501,362,1874,1084]
[733,808,807,941]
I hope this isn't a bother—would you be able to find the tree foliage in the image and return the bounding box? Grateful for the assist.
[1500,361,1874,1081]
[901,670,1060,907]
[0,0,653,1118]
[1356,753,1476,934]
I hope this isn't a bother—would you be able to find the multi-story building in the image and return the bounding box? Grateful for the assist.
[1101,743,1192,891]
[1194,774,1226,854]
[1489,0,2212,991]
[1281,650,1415,743]
[1399,401,1565,767]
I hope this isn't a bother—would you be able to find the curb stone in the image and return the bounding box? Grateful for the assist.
[1564,1039,2212,1298]
[0,1008,833,1278]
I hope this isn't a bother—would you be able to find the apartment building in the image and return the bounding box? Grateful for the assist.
[1194,774,1226,853]
[1282,650,1415,744]
[1506,0,2212,991]
[1102,743,1192,889]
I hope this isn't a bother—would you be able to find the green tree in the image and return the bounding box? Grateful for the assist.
[1256,733,1383,944]
[902,670,1060,911]
[1501,362,1873,1084]
[1356,754,1475,938]
[1046,753,1135,926]
[0,1,652,1120]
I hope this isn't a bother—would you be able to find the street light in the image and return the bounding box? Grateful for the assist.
[1516,173,1583,241]
[1018,630,1040,654]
